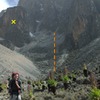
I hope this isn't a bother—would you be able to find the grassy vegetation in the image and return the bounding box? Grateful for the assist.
[22,91,35,100]
[89,87,100,100]
[62,75,70,83]
[47,79,57,87]
[0,83,7,91]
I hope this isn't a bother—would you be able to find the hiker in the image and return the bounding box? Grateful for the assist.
[9,73,22,100]
[83,63,88,78]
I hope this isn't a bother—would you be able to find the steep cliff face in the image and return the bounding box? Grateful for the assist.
[0,0,100,72]
[93,0,100,12]
[67,0,100,48]
[0,6,31,47]
[18,0,73,32]
[14,0,100,72]
[0,0,99,50]
[18,0,100,50]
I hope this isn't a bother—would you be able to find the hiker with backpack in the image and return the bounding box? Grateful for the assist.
[9,73,22,100]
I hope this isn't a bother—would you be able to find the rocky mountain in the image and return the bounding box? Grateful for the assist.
[0,44,40,80]
[0,6,31,47]
[18,0,100,71]
[63,37,100,70]
[93,0,100,12]
[0,0,100,74]
[18,0,100,49]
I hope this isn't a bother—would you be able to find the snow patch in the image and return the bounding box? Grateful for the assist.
[29,32,35,37]
[36,20,40,23]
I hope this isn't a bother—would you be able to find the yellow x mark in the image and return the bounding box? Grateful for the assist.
[11,20,16,24]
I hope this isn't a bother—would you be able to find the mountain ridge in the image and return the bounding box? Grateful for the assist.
[0,0,100,73]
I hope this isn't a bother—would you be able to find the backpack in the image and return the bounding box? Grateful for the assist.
[9,79,21,95]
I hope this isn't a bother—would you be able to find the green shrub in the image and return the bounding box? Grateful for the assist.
[22,91,35,100]
[29,91,33,98]
[1,83,7,90]
[71,73,76,78]
[89,87,100,100]
[47,79,57,87]
[62,75,70,83]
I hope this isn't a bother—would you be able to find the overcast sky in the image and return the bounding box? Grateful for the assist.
[0,0,19,12]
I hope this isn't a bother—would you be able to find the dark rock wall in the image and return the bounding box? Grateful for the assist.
[18,0,100,50]
[0,6,31,47]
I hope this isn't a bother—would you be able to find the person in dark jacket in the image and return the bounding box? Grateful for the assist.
[9,73,22,100]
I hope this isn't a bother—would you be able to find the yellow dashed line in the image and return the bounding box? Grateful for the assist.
[54,55,56,60]
[54,37,56,41]
[54,43,56,48]
[53,66,56,72]
[53,32,56,72]
[54,61,56,66]
[54,49,56,54]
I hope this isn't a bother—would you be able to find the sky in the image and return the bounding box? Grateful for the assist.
[0,0,19,12]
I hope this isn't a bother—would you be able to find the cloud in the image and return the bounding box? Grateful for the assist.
[0,0,19,12]
[0,0,9,12]
[6,0,19,6]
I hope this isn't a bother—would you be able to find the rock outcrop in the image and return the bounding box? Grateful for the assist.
[0,6,31,47]
[18,0,100,50]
